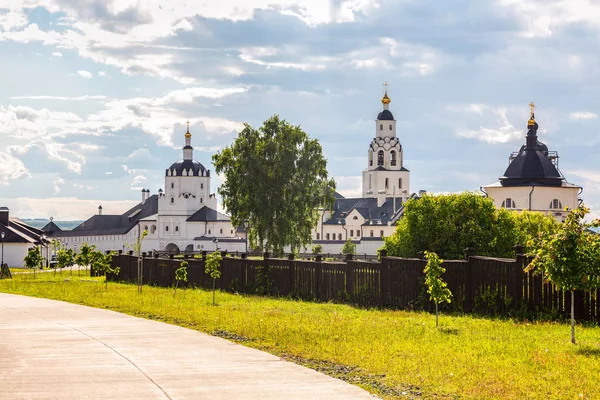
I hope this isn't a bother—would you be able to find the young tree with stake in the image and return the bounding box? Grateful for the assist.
[526,205,600,344]
[424,251,452,328]
[205,251,222,305]
[174,260,188,297]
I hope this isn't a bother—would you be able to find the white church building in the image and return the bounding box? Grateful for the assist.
[310,87,413,255]
[46,124,245,254]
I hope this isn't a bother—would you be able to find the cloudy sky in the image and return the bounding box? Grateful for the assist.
[1,0,600,220]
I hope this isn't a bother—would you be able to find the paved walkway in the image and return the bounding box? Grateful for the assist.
[0,293,376,400]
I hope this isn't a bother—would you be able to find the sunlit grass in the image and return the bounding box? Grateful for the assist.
[1,273,599,399]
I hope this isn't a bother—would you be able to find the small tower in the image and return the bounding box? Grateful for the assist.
[183,120,193,161]
[362,83,410,201]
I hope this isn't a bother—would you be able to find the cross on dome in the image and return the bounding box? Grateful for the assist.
[528,101,536,126]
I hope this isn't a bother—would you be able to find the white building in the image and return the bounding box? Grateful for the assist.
[47,124,246,254]
[311,87,412,254]
[483,103,581,221]
[0,207,49,268]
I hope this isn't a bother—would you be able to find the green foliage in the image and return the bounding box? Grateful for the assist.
[384,192,560,259]
[75,243,96,269]
[176,261,189,282]
[174,261,188,296]
[311,244,322,255]
[424,251,452,327]
[341,239,356,255]
[205,251,222,305]
[56,247,75,269]
[23,247,44,270]
[90,251,118,289]
[526,206,600,344]
[213,115,336,256]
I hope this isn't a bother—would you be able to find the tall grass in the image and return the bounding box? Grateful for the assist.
[1,274,599,399]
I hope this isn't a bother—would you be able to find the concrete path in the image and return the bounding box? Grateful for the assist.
[0,293,377,400]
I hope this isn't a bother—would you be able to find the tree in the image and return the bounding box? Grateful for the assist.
[341,239,356,255]
[23,247,44,279]
[384,192,559,260]
[526,206,600,344]
[423,251,452,328]
[126,229,148,294]
[205,251,222,305]
[56,246,76,274]
[311,244,323,255]
[75,243,96,275]
[174,261,188,297]
[90,251,118,290]
[213,115,336,256]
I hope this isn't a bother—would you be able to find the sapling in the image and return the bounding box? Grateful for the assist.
[23,247,44,279]
[205,250,222,305]
[424,251,452,328]
[174,260,188,296]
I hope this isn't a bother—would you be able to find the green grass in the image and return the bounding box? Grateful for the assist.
[1,274,600,399]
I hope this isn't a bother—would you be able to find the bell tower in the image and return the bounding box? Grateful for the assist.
[362,83,410,201]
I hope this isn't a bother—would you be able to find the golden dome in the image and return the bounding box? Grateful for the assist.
[381,90,391,105]
[185,120,191,138]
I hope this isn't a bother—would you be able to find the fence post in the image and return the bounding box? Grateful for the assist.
[379,250,387,307]
[315,254,322,301]
[463,247,475,261]
[263,252,270,295]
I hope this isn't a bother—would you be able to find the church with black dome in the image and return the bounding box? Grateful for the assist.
[483,103,582,221]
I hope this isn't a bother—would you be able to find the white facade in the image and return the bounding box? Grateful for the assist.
[1,242,30,268]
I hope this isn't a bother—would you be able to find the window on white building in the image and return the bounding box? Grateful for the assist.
[170,197,174,204]
[357,231,360,237]
[171,182,174,189]
[208,230,211,235]
[350,230,354,236]
[316,233,320,240]
[390,151,396,166]
[201,183,204,189]
[501,198,516,209]
[380,230,384,237]
[175,226,179,232]
[326,233,330,240]
[338,233,342,240]
[550,199,562,210]
[165,226,169,232]
[385,178,389,189]
[377,150,384,166]
[353,216,358,220]
[379,124,383,131]
[399,178,402,189]
[370,230,374,237]
[220,229,223,234]
[151,225,156,234]
[389,124,392,130]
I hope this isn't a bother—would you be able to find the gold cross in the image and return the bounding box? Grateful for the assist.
[383,81,389,93]
[529,101,535,116]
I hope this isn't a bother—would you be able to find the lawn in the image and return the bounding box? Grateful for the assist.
[1,273,599,399]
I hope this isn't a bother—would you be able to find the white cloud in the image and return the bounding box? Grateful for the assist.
[52,51,62,57]
[499,0,600,36]
[53,176,65,194]
[11,95,106,101]
[0,9,28,31]
[0,152,29,184]
[570,111,598,120]
[98,71,106,76]
[456,108,523,144]
[76,70,93,78]
[448,104,487,114]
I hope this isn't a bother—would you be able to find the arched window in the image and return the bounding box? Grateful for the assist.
[385,178,389,189]
[144,225,148,232]
[390,151,396,166]
[170,197,174,204]
[398,178,402,189]
[353,216,358,220]
[151,225,156,234]
[502,198,515,209]
[550,199,562,209]
[338,233,342,240]
[201,183,203,189]
[175,226,179,232]
[165,226,169,232]
[377,150,384,166]
[379,124,383,131]
[389,124,392,130]
[369,152,373,166]
[200,198,203,203]
[171,182,174,189]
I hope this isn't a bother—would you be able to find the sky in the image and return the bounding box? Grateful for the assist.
[1,0,600,220]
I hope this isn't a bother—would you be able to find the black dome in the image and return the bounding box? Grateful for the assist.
[377,109,394,120]
[167,160,208,177]
[500,121,562,187]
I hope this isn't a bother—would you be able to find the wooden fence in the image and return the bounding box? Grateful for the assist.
[107,252,600,323]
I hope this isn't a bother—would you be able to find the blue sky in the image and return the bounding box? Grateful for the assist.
[1,0,599,220]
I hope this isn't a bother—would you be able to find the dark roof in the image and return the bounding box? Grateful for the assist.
[167,160,208,177]
[50,195,159,237]
[187,206,231,222]
[334,191,345,199]
[377,109,394,120]
[324,197,404,226]
[193,236,244,243]
[500,120,563,187]
[0,218,45,244]
[42,221,62,233]
[372,166,410,172]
